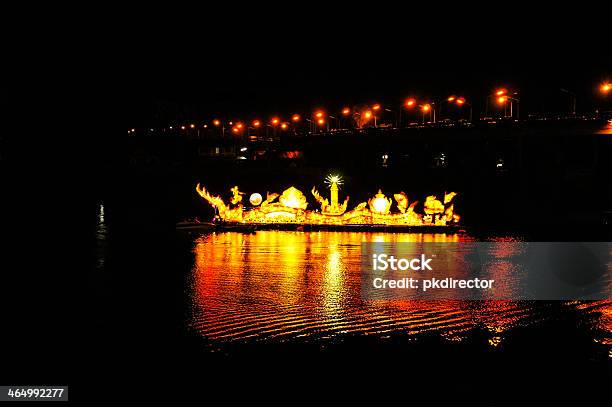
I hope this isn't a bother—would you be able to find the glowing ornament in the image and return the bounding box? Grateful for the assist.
[249,193,263,206]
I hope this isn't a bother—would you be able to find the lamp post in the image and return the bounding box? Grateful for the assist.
[341,107,351,130]
[447,96,472,123]
[421,103,435,123]
[401,98,417,127]
[494,88,520,119]
[560,88,577,115]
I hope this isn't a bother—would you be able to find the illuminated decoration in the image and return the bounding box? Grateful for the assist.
[444,192,457,204]
[195,177,460,226]
[369,190,392,214]
[312,174,349,215]
[278,187,308,209]
[230,186,244,205]
[249,193,262,206]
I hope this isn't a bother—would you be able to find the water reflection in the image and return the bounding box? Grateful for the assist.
[188,231,611,357]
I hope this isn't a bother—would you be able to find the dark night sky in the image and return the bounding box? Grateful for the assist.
[126,16,609,127]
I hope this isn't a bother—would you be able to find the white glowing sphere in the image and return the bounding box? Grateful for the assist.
[249,193,263,206]
[372,197,389,214]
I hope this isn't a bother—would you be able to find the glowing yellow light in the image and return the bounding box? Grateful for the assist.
[601,83,611,93]
[279,187,308,209]
[325,174,343,185]
[291,114,301,122]
[190,123,195,129]
[232,127,239,133]
[342,107,350,115]
[317,118,325,125]
[271,117,280,125]
[447,96,456,102]
[195,181,460,227]
[405,98,416,107]
[252,120,261,127]
[249,193,262,206]
[280,123,288,129]
[213,119,220,126]
[369,190,392,215]
[496,88,507,96]
[315,111,324,118]
[456,97,465,105]
[364,110,372,119]
[422,104,431,112]
[497,96,507,104]
[236,122,243,129]
[372,104,381,110]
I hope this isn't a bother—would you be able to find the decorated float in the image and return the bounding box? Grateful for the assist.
[193,175,461,232]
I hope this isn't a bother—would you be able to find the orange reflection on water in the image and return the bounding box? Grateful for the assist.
[189,231,612,354]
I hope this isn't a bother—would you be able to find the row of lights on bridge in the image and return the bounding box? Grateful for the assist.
[128,83,611,134]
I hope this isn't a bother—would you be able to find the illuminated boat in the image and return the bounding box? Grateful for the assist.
[195,175,461,231]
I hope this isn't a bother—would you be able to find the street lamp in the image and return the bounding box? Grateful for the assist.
[340,107,351,130]
[560,88,577,115]
[446,95,472,122]
[400,98,417,127]
[601,82,611,95]
[493,88,519,119]
[420,103,435,123]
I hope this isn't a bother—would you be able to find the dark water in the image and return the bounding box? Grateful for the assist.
[185,230,611,359]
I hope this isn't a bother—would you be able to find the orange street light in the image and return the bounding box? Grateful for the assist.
[405,98,416,108]
[291,114,301,122]
[364,110,373,119]
[317,118,325,125]
[271,117,280,125]
[447,96,456,102]
[422,104,431,112]
[497,95,508,104]
[232,127,239,133]
[213,119,221,126]
[252,120,261,127]
[495,88,507,96]
[456,97,465,105]
[601,82,611,94]
[341,107,351,115]
[372,104,381,111]
[315,110,324,118]
[236,122,243,129]
[280,122,288,130]
[189,123,195,129]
